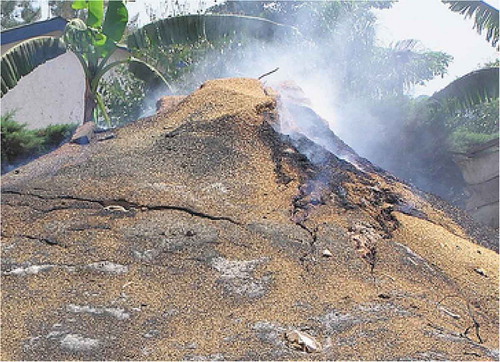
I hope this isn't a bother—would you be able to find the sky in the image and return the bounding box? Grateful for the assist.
[126,0,218,23]
[374,0,499,95]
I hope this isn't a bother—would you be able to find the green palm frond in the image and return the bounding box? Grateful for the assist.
[1,36,67,97]
[127,14,300,49]
[431,67,499,110]
[443,0,499,48]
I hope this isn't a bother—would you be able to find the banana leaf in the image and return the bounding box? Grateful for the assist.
[127,14,299,49]
[1,36,67,97]
[73,0,104,28]
[102,1,128,43]
[431,67,499,110]
[443,1,499,48]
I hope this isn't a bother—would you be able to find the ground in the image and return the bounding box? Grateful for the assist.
[1,78,498,360]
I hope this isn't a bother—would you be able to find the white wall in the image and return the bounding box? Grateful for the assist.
[1,52,85,129]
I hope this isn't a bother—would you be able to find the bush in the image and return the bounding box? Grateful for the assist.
[444,98,499,135]
[444,98,499,153]
[37,123,78,148]
[1,112,43,166]
[1,112,77,173]
[448,128,498,153]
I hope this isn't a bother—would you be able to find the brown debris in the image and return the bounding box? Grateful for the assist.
[71,121,95,145]
[156,95,186,114]
[348,222,380,272]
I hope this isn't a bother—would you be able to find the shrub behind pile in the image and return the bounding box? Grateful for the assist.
[1,112,77,173]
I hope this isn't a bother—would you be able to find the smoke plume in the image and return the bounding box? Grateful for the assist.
[140,4,459,201]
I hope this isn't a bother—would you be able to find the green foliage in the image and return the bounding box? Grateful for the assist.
[443,0,499,48]
[127,58,172,93]
[320,10,451,98]
[431,67,499,111]
[208,1,392,34]
[37,123,78,147]
[444,97,499,134]
[1,112,77,171]
[126,14,299,50]
[448,129,498,153]
[1,0,41,30]
[352,43,452,98]
[123,1,453,111]
[1,0,169,127]
[1,112,44,166]
[444,98,499,152]
[102,0,129,43]
[98,64,147,126]
[126,14,300,100]
[207,1,451,99]
[370,93,499,204]
[63,18,95,55]
[73,0,104,28]
[65,0,128,59]
[132,38,221,92]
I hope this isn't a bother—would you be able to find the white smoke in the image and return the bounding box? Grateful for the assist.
[159,35,371,168]
[140,4,438,177]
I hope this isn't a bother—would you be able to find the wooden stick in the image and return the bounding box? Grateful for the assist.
[258,67,279,80]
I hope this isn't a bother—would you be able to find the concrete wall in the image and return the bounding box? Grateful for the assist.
[1,52,85,129]
[454,138,499,228]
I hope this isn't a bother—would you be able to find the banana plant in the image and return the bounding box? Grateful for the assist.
[1,0,170,126]
[1,3,298,126]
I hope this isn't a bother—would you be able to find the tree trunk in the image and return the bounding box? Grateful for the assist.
[83,78,96,123]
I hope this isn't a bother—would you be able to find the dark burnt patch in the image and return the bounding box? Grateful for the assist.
[151,115,248,178]
[257,121,296,185]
